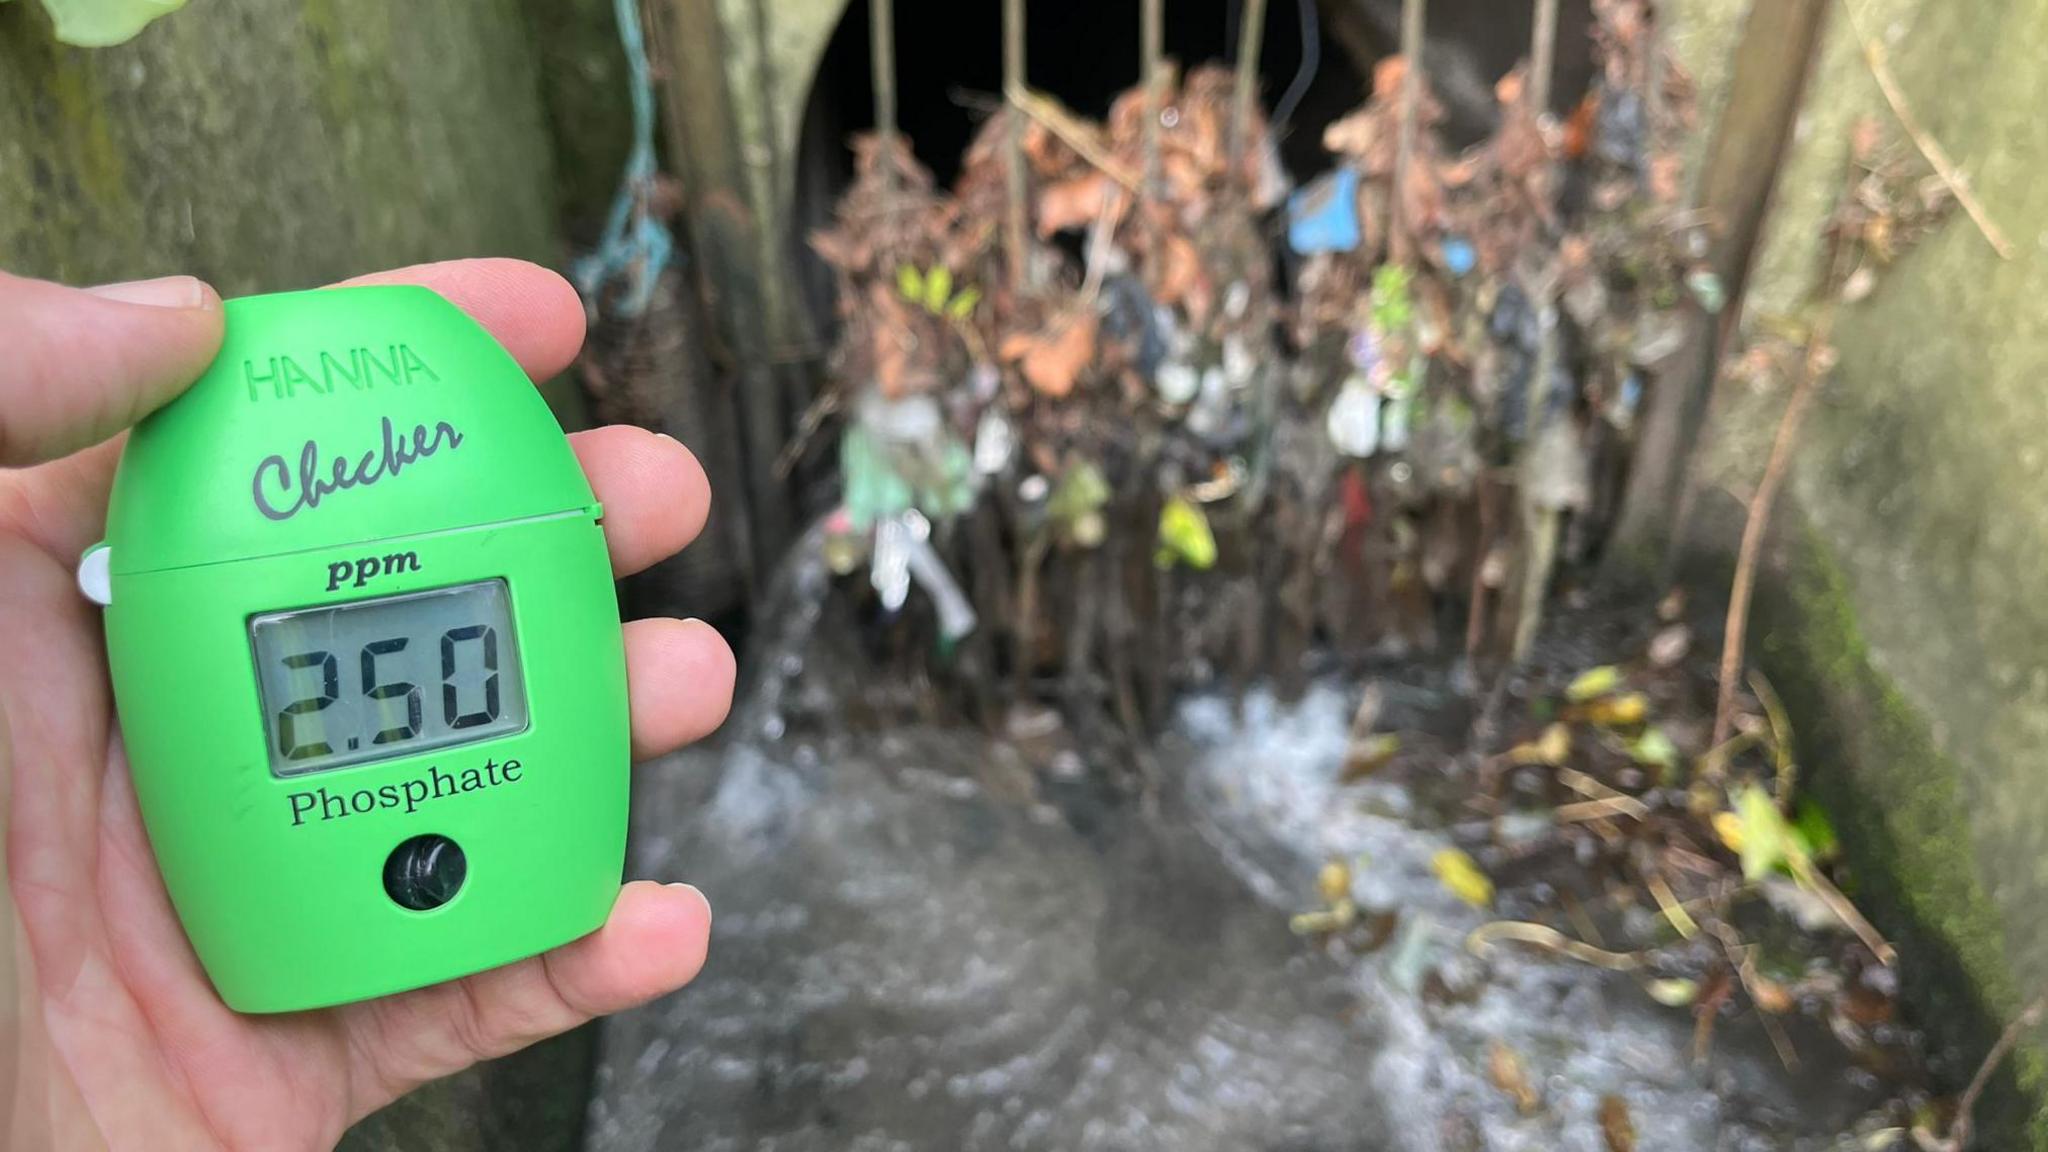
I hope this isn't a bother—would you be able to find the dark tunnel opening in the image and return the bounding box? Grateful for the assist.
[791,0,1597,333]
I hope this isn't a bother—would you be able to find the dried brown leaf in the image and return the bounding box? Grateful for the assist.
[1000,311,1099,399]
[1487,1041,1542,1115]
[1599,1095,1637,1152]
[1036,173,1117,238]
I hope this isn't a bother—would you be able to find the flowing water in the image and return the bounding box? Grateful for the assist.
[587,539,1897,1151]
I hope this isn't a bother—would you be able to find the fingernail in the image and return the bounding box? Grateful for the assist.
[85,275,214,310]
[666,882,711,925]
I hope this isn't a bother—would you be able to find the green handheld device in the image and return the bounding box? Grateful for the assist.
[79,285,628,1014]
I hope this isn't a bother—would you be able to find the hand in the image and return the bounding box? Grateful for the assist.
[0,261,735,1151]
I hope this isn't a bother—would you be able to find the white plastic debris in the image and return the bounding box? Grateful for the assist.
[1326,375,1383,458]
[872,510,978,640]
[1155,360,1200,405]
[870,514,913,612]
[973,408,1015,476]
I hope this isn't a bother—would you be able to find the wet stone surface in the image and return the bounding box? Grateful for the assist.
[587,555,1891,1151]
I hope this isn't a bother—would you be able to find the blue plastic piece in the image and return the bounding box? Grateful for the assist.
[1442,236,1477,277]
[1288,167,1362,255]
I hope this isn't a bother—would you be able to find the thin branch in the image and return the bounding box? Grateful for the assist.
[1142,0,1164,195]
[1003,0,1031,293]
[1793,854,1896,965]
[1711,307,1831,749]
[1749,668,1798,806]
[1466,921,1646,970]
[1840,0,2014,259]
[1390,0,1426,263]
[1141,0,1165,288]
[1934,992,2048,1151]
[1230,0,1269,171]
[869,0,899,204]
[1008,87,1143,190]
[1530,0,1560,119]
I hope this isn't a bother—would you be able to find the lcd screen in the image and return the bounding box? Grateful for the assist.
[250,580,528,777]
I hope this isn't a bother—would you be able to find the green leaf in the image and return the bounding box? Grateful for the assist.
[1369,263,1415,333]
[1646,978,1700,1007]
[1730,783,1810,883]
[947,286,982,321]
[1629,727,1679,770]
[38,0,186,46]
[1155,496,1217,570]
[1431,848,1494,908]
[924,265,953,314]
[1794,798,1840,861]
[1565,665,1623,702]
[1047,460,1111,531]
[896,264,924,304]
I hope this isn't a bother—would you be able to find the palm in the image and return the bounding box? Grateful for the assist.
[0,262,734,1151]
[4,512,359,1150]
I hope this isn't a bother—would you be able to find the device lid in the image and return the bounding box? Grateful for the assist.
[100,285,595,575]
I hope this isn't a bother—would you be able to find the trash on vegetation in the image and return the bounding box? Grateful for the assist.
[792,0,1703,743]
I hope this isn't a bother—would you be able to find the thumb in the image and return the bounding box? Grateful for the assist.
[0,272,224,468]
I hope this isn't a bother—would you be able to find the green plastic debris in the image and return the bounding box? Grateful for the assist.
[842,423,977,532]
[841,423,917,531]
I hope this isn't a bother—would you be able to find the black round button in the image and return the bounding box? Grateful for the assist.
[383,834,467,911]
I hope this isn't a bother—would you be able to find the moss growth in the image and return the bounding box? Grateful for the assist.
[0,0,561,291]
[1752,511,2047,1146]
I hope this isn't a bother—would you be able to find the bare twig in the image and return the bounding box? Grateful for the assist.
[1646,867,1700,940]
[1557,795,1652,824]
[1530,0,1560,119]
[1749,668,1797,806]
[1140,0,1164,287]
[1003,0,1031,293]
[1390,0,1426,263]
[1711,305,1832,749]
[1920,992,2048,1151]
[1467,921,1645,971]
[1792,855,1896,965]
[869,0,898,204]
[1141,0,1164,188]
[1840,0,2015,260]
[1008,88,1143,190]
[1714,921,1802,1072]
[1230,0,1269,172]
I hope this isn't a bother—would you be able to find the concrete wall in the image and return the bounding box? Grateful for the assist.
[1672,1,2048,1142]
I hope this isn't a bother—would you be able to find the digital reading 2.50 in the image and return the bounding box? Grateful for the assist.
[84,286,630,1014]
[250,580,528,775]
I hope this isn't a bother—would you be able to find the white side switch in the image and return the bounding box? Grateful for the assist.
[77,543,112,606]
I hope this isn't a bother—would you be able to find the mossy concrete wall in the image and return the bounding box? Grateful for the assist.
[0,0,591,414]
[0,2,598,1147]
[1672,0,2048,1141]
